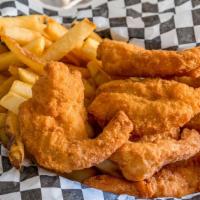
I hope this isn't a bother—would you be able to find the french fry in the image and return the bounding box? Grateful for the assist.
[71,20,102,42]
[0,76,15,98]
[5,111,19,139]
[0,15,46,32]
[0,105,7,113]
[10,80,32,99]
[0,91,26,114]
[9,137,24,169]
[80,38,99,61]
[44,37,52,48]
[1,27,41,45]
[0,43,8,54]
[18,68,39,85]
[0,74,6,84]
[83,79,96,99]
[63,51,88,67]
[0,37,45,71]
[0,128,9,147]
[89,32,103,42]
[45,19,67,41]
[0,113,6,128]
[8,65,19,77]
[42,18,96,61]
[2,36,46,74]
[87,60,111,86]
[68,64,90,79]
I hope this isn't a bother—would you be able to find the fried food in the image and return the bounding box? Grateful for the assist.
[18,62,133,173]
[184,113,200,132]
[84,156,200,198]
[136,128,180,142]
[84,175,139,196]
[111,129,200,181]
[97,39,200,77]
[89,79,200,136]
[173,76,200,88]
[96,160,122,177]
[136,155,200,198]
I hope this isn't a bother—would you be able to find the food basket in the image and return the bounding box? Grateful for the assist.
[0,0,200,199]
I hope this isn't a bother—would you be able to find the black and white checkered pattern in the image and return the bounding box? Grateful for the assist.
[1,0,200,49]
[1,0,200,199]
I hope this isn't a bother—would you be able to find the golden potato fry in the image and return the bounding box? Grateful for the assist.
[0,128,8,147]
[5,111,19,139]
[8,65,19,77]
[0,43,8,54]
[87,60,111,86]
[2,36,46,74]
[0,74,6,84]
[10,80,32,99]
[0,113,6,128]
[65,168,98,182]
[18,68,39,85]
[9,137,24,169]
[80,37,99,61]
[42,18,96,61]
[0,37,45,71]
[0,76,15,98]
[0,15,46,32]
[63,50,88,67]
[83,79,96,99]
[89,32,103,42]
[0,105,7,113]
[0,52,22,71]
[68,64,90,79]
[0,91,26,114]
[71,20,102,42]
[44,19,67,41]
[44,37,52,48]
[1,27,41,45]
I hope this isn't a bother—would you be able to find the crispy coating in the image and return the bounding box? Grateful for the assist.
[111,129,200,181]
[19,62,133,173]
[136,128,180,142]
[31,61,88,140]
[84,175,139,196]
[137,156,200,198]
[97,79,200,104]
[97,39,200,77]
[89,79,200,136]
[84,157,200,198]
[185,113,200,132]
[173,76,200,88]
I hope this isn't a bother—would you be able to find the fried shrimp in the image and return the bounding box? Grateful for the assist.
[18,62,133,173]
[111,129,200,181]
[98,39,200,77]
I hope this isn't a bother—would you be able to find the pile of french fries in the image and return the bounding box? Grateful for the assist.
[0,15,112,172]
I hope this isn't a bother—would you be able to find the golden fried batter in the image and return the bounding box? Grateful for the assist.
[19,62,133,173]
[89,79,200,136]
[84,175,139,196]
[84,158,200,198]
[111,129,200,181]
[98,39,200,77]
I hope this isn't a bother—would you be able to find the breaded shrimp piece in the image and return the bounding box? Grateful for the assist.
[98,39,200,77]
[89,79,200,136]
[18,62,133,173]
[111,129,200,181]
[84,158,200,198]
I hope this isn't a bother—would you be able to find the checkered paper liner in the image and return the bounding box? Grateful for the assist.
[1,0,200,199]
